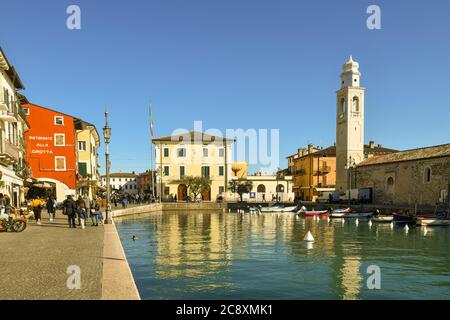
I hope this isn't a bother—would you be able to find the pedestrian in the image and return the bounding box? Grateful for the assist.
[83,193,91,217]
[46,196,56,222]
[31,197,44,225]
[90,197,100,226]
[76,196,87,229]
[63,195,77,228]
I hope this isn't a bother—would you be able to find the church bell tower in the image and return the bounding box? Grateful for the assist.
[336,55,365,192]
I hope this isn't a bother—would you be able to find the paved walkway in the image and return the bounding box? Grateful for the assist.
[0,213,104,300]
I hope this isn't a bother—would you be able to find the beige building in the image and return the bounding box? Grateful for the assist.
[153,131,234,201]
[75,119,100,198]
[0,48,30,206]
[356,143,450,207]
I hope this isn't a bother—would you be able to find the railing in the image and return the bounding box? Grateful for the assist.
[0,139,20,163]
[314,166,332,176]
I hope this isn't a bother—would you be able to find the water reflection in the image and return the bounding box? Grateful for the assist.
[116,211,450,300]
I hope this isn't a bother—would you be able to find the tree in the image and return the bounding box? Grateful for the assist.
[229,179,253,202]
[181,176,212,201]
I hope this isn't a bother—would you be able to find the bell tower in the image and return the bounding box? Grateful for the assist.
[336,55,365,192]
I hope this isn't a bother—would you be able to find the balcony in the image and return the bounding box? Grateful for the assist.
[314,166,332,176]
[0,140,20,165]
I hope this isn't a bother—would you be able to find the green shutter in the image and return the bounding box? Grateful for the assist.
[78,162,88,178]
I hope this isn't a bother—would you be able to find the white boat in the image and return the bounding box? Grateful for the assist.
[259,205,298,213]
[330,208,352,218]
[416,218,450,226]
[342,212,374,218]
[372,215,394,223]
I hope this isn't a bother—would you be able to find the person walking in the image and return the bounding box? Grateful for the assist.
[63,195,77,228]
[31,197,44,225]
[46,196,56,222]
[76,196,87,229]
[90,197,100,226]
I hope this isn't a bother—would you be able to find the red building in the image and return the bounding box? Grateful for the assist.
[22,102,78,202]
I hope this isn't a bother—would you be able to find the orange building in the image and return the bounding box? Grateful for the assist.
[22,102,78,202]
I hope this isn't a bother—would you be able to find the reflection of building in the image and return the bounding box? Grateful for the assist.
[101,172,139,194]
[23,102,78,202]
[357,143,450,206]
[75,119,100,198]
[0,48,30,206]
[152,131,234,201]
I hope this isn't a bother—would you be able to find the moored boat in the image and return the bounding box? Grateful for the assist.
[416,218,450,226]
[330,208,352,218]
[342,212,374,218]
[372,215,394,223]
[259,205,297,213]
[303,210,329,217]
[393,213,416,224]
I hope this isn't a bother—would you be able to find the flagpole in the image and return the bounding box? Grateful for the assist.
[149,104,155,201]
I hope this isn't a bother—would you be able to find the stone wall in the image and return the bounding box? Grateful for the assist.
[112,202,226,218]
[356,156,450,206]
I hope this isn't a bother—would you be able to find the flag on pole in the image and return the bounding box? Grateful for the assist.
[149,105,154,137]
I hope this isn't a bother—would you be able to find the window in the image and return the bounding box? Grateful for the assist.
[340,98,346,115]
[424,167,432,183]
[219,165,224,176]
[177,148,186,157]
[78,162,88,177]
[54,134,65,146]
[219,186,225,194]
[201,166,210,177]
[203,148,208,157]
[54,116,64,125]
[164,187,170,196]
[257,184,266,193]
[219,148,224,157]
[163,148,169,157]
[78,141,86,151]
[386,177,395,192]
[276,184,285,193]
[352,96,359,113]
[55,157,66,171]
[180,166,185,179]
[164,166,170,176]
[23,108,29,115]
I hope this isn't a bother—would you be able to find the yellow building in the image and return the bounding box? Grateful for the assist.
[289,142,396,201]
[153,131,234,201]
[75,119,100,198]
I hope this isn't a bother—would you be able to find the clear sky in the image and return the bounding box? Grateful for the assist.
[1,0,449,174]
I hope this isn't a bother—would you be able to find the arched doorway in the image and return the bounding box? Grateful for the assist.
[177,184,187,201]
[202,189,211,201]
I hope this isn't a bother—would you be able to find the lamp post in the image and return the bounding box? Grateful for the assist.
[103,112,112,224]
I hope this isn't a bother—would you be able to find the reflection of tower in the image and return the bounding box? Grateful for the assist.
[336,56,365,192]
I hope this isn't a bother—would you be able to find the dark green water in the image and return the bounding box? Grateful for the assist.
[116,211,450,300]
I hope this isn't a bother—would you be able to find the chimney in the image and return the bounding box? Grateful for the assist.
[308,144,314,154]
[369,141,375,149]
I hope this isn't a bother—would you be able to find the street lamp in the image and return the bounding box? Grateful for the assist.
[103,111,112,224]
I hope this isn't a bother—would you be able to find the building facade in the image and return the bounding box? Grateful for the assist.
[153,131,234,201]
[75,119,100,198]
[0,48,30,206]
[139,170,155,194]
[289,143,397,201]
[356,144,450,207]
[23,102,78,202]
[101,172,140,194]
[336,55,365,192]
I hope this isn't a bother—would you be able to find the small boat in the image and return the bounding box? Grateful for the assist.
[393,213,416,224]
[342,212,374,218]
[303,210,329,217]
[330,208,352,218]
[416,218,450,226]
[372,215,394,223]
[259,205,298,213]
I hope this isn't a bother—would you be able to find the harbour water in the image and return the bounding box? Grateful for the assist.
[116,211,450,300]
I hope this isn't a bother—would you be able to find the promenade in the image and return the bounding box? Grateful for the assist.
[0,212,140,300]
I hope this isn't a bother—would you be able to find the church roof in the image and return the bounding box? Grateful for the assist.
[358,143,450,167]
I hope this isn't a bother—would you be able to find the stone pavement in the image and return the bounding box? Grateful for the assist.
[0,213,104,300]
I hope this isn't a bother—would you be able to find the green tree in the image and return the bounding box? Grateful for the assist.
[181,176,212,201]
[229,179,253,202]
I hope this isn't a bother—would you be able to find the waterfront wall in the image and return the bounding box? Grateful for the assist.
[112,202,226,218]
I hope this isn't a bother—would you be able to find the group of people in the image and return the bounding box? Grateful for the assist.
[62,195,103,229]
[111,193,150,208]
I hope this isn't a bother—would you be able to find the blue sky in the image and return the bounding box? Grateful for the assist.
[1,0,449,174]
